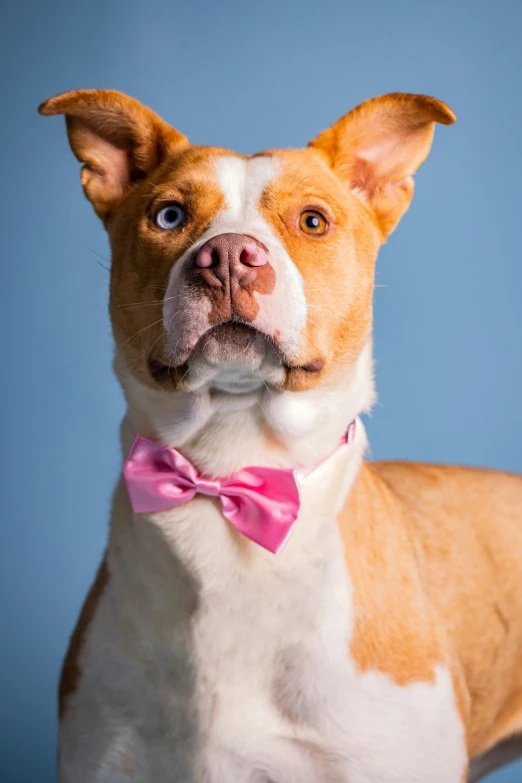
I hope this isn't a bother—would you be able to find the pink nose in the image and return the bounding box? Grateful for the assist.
[195,233,268,284]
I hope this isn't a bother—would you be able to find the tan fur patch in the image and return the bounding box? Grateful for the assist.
[339,463,444,686]
[59,560,109,718]
[340,461,522,757]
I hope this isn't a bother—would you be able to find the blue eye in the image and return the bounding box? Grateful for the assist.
[155,204,186,230]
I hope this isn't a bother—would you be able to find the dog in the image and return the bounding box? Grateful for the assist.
[40,89,522,782]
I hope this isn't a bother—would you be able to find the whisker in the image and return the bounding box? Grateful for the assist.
[254,370,275,398]
[119,317,164,354]
[177,364,191,386]
[256,399,276,430]
[146,331,165,363]
[261,379,275,398]
[306,303,328,313]
[304,285,340,293]
[82,243,110,272]
[118,295,177,311]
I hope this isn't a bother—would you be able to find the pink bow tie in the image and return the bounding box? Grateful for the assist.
[123,422,355,554]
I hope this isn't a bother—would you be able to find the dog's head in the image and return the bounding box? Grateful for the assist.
[40,90,454,447]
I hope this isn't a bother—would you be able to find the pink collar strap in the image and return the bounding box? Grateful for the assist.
[123,420,356,555]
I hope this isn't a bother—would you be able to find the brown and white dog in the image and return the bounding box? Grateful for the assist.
[40,89,522,783]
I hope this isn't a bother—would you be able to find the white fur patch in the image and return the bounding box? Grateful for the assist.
[213,155,307,357]
[214,155,276,221]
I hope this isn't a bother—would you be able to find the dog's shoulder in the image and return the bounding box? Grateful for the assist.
[370,460,522,517]
[337,462,448,683]
[342,459,522,758]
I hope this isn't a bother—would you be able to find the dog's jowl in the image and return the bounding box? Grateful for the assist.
[40,89,522,783]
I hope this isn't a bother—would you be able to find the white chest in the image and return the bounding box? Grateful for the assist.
[178,524,466,783]
[60,442,467,783]
[187,515,354,781]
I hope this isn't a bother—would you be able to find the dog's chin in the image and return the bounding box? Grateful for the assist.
[194,323,271,367]
[147,322,326,393]
[148,323,285,393]
[187,323,286,393]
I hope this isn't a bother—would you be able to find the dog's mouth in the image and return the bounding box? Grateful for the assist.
[148,322,324,389]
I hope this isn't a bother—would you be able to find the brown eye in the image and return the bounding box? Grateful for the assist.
[299,210,328,236]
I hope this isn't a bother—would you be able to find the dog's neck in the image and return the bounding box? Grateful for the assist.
[109,343,373,595]
[115,342,375,478]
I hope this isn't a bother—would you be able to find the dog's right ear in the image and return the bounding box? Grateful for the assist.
[39,89,189,220]
[309,93,455,240]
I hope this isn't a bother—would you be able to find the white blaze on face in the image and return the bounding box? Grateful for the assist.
[214,155,273,222]
[163,154,308,377]
[212,155,308,355]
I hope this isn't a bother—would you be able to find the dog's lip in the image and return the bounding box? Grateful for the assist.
[148,357,188,382]
[295,358,325,373]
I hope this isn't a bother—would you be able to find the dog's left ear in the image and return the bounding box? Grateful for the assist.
[39,89,189,220]
[309,93,456,239]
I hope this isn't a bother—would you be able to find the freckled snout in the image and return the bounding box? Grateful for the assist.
[185,231,276,333]
[194,233,269,289]
[162,223,306,378]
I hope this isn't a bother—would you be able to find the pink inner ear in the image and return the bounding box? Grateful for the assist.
[80,126,130,194]
[349,128,409,198]
[357,134,402,164]
[353,122,433,197]
[102,143,129,193]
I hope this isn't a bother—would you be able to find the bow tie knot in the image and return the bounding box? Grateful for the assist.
[123,423,355,555]
[193,477,221,497]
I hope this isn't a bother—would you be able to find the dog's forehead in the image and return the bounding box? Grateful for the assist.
[157,146,336,205]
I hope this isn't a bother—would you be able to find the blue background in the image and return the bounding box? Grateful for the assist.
[2,1,521,780]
